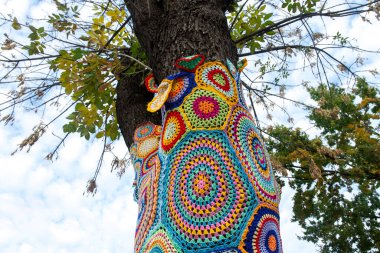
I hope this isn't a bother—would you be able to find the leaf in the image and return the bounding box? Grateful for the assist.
[72,48,84,60]
[95,131,105,139]
[12,17,22,30]
[63,123,77,133]
[29,25,37,32]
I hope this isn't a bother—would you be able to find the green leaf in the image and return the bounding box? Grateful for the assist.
[28,33,39,41]
[95,131,105,139]
[12,17,22,30]
[29,25,37,32]
[63,123,77,133]
[72,48,83,60]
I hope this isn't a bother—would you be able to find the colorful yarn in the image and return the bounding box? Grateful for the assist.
[165,73,196,110]
[147,79,172,113]
[161,109,188,154]
[226,59,248,108]
[133,57,282,252]
[237,58,248,73]
[182,88,230,130]
[217,250,243,253]
[240,204,282,253]
[131,122,162,252]
[195,61,238,104]
[225,105,280,206]
[235,74,248,109]
[145,73,159,93]
[162,131,257,251]
[226,59,237,79]
[142,228,178,253]
[175,54,205,72]
[133,123,161,142]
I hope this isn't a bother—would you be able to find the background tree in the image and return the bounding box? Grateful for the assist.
[0,0,379,252]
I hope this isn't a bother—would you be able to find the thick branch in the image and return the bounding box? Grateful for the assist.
[234,2,377,45]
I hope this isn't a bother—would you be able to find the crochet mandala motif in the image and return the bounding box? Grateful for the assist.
[145,73,159,93]
[131,56,282,252]
[163,131,257,251]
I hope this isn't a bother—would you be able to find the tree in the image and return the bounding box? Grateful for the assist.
[266,79,380,252]
[1,0,379,252]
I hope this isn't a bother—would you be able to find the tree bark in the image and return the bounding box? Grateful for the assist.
[116,0,237,148]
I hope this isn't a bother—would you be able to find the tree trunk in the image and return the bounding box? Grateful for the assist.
[116,1,282,252]
[117,0,237,148]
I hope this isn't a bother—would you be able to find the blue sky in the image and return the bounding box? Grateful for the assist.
[1,0,379,252]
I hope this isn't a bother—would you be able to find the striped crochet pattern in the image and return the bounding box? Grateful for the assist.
[130,122,162,252]
[131,56,282,252]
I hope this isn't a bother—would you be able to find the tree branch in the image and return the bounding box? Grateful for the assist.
[234,2,377,45]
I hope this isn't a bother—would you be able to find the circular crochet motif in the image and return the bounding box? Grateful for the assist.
[166,73,196,110]
[225,106,279,206]
[161,110,187,153]
[134,123,155,141]
[241,205,282,253]
[147,79,172,113]
[195,62,238,103]
[137,137,160,158]
[163,131,258,252]
[133,122,162,142]
[145,73,158,93]
[183,88,230,129]
[143,228,178,253]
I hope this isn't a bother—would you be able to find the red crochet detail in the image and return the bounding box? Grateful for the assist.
[175,54,205,72]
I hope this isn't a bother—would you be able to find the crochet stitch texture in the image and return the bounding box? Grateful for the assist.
[131,55,282,253]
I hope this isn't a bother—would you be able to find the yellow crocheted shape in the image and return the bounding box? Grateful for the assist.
[147,79,173,112]
[195,61,238,105]
[238,58,248,72]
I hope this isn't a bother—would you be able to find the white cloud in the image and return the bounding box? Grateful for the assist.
[0,108,137,253]
[29,0,58,20]
[0,0,31,22]
[1,1,379,253]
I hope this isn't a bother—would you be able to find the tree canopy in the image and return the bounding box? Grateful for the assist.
[0,0,379,252]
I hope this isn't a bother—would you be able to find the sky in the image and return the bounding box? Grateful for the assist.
[1,0,379,252]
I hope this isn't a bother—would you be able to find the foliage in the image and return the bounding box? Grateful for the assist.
[266,79,380,252]
[1,0,380,251]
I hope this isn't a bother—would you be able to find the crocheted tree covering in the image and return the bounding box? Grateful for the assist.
[130,122,162,252]
[175,54,205,72]
[131,56,282,252]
